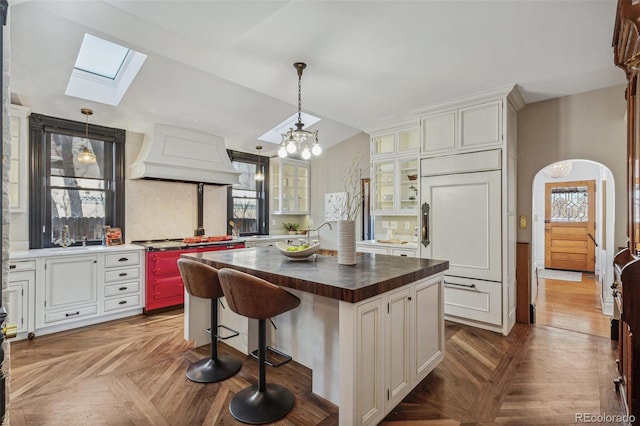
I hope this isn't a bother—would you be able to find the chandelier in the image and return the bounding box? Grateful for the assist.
[278,62,321,160]
[544,160,573,178]
[77,108,96,164]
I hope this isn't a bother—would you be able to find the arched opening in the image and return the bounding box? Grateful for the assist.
[531,159,616,319]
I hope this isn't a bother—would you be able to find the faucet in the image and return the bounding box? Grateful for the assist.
[307,222,333,245]
[53,225,75,248]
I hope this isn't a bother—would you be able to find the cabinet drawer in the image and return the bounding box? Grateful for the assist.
[105,281,140,297]
[105,294,141,312]
[105,252,141,268]
[9,260,35,271]
[105,267,140,283]
[357,245,389,255]
[45,305,97,324]
[391,248,417,257]
[443,277,501,325]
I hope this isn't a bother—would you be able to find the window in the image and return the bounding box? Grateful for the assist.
[29,113,125,248]
[227,151,269,235]
[65,34,147,106]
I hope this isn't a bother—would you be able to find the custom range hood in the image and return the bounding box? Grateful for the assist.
[130,124,240,185]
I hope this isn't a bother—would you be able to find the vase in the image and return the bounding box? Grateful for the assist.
[337,220,356,265]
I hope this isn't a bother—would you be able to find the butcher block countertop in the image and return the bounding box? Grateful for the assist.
[181,247,448,303]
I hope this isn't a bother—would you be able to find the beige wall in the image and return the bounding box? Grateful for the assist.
[517,84,627,248]
[308,132,370,250]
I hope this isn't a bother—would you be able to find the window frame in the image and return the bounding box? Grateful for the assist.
[226,150,269,236]
[29,113,126,248]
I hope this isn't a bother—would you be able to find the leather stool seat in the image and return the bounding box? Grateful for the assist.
[178,258,242,383]
[219,268,301,424]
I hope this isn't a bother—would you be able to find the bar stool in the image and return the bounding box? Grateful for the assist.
[218,268,301,424]
[177,258,242,383]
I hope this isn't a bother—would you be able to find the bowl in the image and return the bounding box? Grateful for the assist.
[275,241,321,261]
[407,174,418,181]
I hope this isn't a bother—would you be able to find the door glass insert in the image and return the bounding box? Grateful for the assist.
[550,186,589,222]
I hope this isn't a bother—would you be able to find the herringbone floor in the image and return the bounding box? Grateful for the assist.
[9,275,624,425]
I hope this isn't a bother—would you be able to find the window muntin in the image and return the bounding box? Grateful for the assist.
[74,34,130,80]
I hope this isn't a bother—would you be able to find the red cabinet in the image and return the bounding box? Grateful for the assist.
[144,243,244,312]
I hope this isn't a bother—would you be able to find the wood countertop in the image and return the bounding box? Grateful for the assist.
[181,248,448,303]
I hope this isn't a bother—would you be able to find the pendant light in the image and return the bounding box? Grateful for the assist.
[77,108,96,164]
[255,145,264,181]
[278,62,321,160]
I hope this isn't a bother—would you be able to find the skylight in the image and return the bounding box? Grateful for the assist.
[74,34,130,79]
[65,34,147,106]
[258,112,321,144]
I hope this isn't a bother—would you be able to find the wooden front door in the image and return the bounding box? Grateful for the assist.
[544,180,596,272]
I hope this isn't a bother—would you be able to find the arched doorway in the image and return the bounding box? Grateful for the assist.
[531,159,615,316]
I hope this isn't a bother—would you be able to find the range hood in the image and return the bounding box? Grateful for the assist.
[130,124,240,185]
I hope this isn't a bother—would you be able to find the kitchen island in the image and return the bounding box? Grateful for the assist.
[182,248,448,426]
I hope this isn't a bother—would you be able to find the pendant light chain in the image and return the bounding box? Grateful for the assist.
[297,69,302,125]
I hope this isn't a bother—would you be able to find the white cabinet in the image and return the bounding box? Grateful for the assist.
[9,104,30,212]
[370,126,419,216]
[11,245,145,339]
[372,156,419,215]
[40,255,98,327]
[271,157,310,215]
[6,260,35,337]
[352,274,444,425]
[356,242,418,258]
[371,127,419,157]
[418,86,523,335]
[421,99,502,156]
[103,250,143,312]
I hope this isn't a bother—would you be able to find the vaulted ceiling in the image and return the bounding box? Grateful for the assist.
[9,0,625,156]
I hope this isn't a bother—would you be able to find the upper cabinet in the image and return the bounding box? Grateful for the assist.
[370,126,419,215]
[9,105,30,213]
[421,100,502,156]
[371,127,419,158]
[271,157,310,215]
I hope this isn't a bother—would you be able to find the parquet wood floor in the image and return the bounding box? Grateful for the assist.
[9,273,625,425]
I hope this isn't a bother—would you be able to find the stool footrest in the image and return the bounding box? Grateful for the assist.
[250,346,292,368]
[205,324,240,340]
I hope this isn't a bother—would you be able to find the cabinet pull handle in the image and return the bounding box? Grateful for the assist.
[118,287,128,291]
[9,265,15,269]
[444,281,477,290]
[65,311,80,317]
[400,254,407,257]
[118,257,129,262]
[119,273,128,277]
[421,202,430,248]
[118,301,127,305]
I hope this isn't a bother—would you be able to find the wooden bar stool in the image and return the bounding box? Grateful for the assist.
[177,258,242,383]
[218,268,301,424]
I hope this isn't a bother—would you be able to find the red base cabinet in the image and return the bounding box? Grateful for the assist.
[144,243,244,312]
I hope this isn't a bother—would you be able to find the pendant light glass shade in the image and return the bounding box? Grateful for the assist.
[255,145,264,181]
[77,108,96,164]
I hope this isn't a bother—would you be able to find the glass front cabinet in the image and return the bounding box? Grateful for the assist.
[372,156,418,214]
[370,126,419,215]
[271,157,310,215]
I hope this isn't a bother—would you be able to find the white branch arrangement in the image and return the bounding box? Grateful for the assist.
[340,154,367,221]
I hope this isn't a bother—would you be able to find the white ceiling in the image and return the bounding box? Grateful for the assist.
[9,0,625,156]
